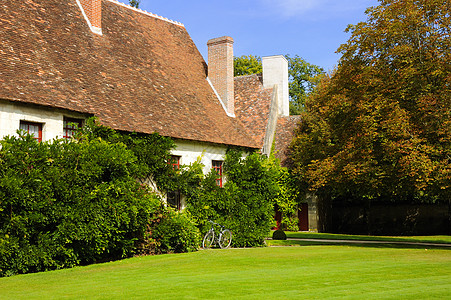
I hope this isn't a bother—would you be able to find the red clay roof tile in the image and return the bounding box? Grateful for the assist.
[234,74,274,148]
[274,115,301,167]
[0,0,258,149]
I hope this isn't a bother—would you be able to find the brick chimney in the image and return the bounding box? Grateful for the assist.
[207,36,234,117]
[77,0,102,35]
[262,55,289,116]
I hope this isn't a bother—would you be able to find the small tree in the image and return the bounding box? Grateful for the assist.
[234,55,262,76]
[184,150,280,247]
[129,0,140,8]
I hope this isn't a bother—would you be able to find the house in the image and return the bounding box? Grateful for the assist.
[0,0,317,230]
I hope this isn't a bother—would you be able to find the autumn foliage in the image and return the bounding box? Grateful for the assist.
[290,0,451,203]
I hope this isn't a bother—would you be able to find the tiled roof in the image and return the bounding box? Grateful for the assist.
[0,0,258,148]
[234,74,274,147]
[274,116,301,167]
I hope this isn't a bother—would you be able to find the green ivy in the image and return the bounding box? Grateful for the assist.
[184,150,285,247]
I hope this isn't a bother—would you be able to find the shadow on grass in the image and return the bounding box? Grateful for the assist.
[283,232,451,245]
[267,240,451,250]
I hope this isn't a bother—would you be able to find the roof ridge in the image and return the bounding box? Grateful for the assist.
[105,0,184,27]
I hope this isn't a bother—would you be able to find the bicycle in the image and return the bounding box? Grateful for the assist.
[202,220,232,249]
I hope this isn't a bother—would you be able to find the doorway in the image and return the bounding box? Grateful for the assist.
[298,203,309,231]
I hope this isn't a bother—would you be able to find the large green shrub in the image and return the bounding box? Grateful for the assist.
[0,118,298,276]
[149,210,200,254]
[0,130,164,276]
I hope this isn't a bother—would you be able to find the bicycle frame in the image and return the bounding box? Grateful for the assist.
[202,220,232,249]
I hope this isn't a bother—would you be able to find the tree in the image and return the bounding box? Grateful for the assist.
[234,55,262,77]
[290,0,451,204]
[129,0,140,8]
[286,55,324,114]
[233,55,324,114]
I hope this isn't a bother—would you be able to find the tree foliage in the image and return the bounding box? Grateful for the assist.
[233,55,324,115]
[286,55,325,115]
[290,0,451,204]
[129,0,140,8]
[234,55,262,77]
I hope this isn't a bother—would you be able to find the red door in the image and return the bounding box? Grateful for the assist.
[298,203,309,231]
[274,205,282,230]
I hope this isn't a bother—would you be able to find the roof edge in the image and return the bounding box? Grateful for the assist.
[172,136,259,150]
[106,0,185,27]
[206,77,235,118]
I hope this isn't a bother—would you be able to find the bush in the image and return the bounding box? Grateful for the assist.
[148,210,200,254]
[0,128,165,276]
[272,229,287,240]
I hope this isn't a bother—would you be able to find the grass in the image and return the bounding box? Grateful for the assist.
[1,245,450,299]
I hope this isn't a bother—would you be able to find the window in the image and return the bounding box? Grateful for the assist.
[212,160,223,187]
[19,121,42,142]
[167,190,181,210]
[63,117,83,139]
[169,155,181,170]
[167,156,182,210]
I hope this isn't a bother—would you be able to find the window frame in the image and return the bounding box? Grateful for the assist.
[167,190,181,211]
[169,155,181,170]
[19,120,43,142]
[167,155,182,210]
[212,160,224,187]
[63,117,83,139]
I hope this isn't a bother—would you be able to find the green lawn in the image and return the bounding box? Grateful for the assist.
[1,246,450,299]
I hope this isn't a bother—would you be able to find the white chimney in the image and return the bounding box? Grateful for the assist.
[262,55,289,116]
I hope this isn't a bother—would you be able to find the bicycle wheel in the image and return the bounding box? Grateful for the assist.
[202,230,215,249]
[218,229,232,249]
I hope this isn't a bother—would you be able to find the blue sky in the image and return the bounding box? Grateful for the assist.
[115,0,380,72]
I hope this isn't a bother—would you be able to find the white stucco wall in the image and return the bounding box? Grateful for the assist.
[172,139,228,174]
[0,101,86,141]
[170,139,229,210]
